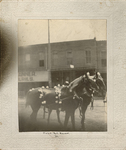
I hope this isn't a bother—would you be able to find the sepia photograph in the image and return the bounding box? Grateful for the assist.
[18,19,107,132]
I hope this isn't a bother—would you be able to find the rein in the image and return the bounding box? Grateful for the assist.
[59,95,73,102]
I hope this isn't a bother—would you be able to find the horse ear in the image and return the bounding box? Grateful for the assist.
[87,72,90,76]
[86,72,90,79]
[83,75,86,78]
[97,72,100,76]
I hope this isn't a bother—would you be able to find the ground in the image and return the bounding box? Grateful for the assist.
[18,97,107,132]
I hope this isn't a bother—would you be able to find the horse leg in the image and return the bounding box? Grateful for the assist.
[81,114,85,131]
[71,111,75,130]
[81,105,88,131]
[29,106,40,131]
[47,108,52,125]
[43,106,46,119]
[56,109,62,125]
[30,105,39,122]
[64,112,70,129]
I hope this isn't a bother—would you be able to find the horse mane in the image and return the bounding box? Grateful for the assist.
[96,78,106,90]
[61,86,69,93]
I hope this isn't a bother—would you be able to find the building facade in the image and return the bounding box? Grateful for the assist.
[18,38,107,95]
[18,44,49,95]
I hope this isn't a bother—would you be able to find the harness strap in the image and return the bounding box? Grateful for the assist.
[59,95,73,102]
[42,95,74,107]
[78,97,83,118]
[90,96,94,110]
[103,92,107,103]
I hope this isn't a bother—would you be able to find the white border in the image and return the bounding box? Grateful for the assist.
[11,13,113,139]
[2,1,126,149]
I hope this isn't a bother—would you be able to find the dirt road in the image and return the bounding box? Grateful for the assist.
[18,97,107,132]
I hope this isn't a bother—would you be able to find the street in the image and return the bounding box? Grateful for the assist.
[18,97,107,132]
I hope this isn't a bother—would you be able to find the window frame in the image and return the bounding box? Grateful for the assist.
[86,50,91,64]
[101,59,106,67]
[39,52,45,67]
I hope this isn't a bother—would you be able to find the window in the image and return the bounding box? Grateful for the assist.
[67,58,72,65]
[53,51,58,65]
[67,51,72,58]
[25,54,30,61]
[39,52,44,60]
[101,59,106,67]
[39,52,44,67]
[101,51,106,58]
[39,60,44,67]
[53,51,58,59]
[86,51,91,63]
[66,51,73,65]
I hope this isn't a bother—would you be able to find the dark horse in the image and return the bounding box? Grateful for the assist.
[26,78,97,130]
[26,87,62,123]
[58,72,107,130]
[26,86,79,128]
[59,78,98,130]
[26,73,106,130]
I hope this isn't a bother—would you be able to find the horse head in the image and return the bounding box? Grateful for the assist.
[95,72,107,99]
[60,86,71,99]
[85,73,99,94]
[74,75,99,97]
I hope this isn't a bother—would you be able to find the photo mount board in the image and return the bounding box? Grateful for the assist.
[0,1,126,149]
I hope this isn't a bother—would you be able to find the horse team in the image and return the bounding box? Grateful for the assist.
[26,72,106,130]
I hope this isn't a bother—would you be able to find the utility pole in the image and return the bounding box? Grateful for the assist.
[48,20,52,88]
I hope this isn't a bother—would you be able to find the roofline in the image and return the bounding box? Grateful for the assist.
[19,38,107,48]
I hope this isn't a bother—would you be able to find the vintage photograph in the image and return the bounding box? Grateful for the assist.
[18,20,107,132]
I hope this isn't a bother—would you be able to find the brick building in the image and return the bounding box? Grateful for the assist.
[18,44,49,95]
[18,38,107,95]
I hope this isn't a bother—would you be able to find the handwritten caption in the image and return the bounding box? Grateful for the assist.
[43,132,69,135]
